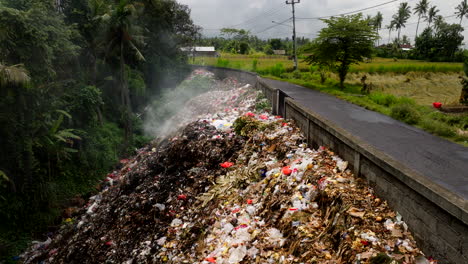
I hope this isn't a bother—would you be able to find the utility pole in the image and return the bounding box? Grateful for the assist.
[286,0,300,71]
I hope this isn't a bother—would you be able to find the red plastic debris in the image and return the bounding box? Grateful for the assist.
[205,257,217,263]
[105,241,114,246]
[245,112,255,117]
[360,240,369,246]
[259,114,268,120]
[247,199,253,204]
[282,123,288,127]
[231,208,241,214]
[275,116,282,119]
[289,208,298,211]
[282,166,292,176]
[220,162,234,168]
[318,177,327,185]
[177,194,187,200]
[234,224,248,230]
[433,102,442,109]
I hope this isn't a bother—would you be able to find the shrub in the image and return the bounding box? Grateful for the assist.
[280,72,293,79]
[269,63,285,77]
[252,59,258,72]
[292,70,302,79]
[216,58,230,68]
[419,118,456,137]
[390,103,421,125]
[369,93,398,107]
[395,97,416,105]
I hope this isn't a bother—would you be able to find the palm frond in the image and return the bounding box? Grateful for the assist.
[129,41,145,61]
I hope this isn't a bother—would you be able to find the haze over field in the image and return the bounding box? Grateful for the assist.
[179,0,468,44]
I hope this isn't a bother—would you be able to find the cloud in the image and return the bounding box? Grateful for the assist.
[178,0,466,45]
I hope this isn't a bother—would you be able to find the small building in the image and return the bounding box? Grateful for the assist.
[273,50,286,55]
[400,44,413,51]
[181,47,219,57]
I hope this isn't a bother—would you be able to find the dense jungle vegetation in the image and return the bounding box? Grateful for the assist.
[0,0,199,258]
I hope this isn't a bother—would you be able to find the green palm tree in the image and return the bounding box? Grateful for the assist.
[374,12,383,45]
[455,0,468,25]
[103,0,145,147]
[392,2,412,44]
[426,5,439,28]
[413,0,429,39]
[0,63,32,190]
[87,0,111,84]
[387,21,396,44]
[433,15,444,32]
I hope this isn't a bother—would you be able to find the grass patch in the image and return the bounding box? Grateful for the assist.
[419,118,457,137]
[390,103,421,125]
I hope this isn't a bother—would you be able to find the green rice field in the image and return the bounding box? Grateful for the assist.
[193,54,463,74]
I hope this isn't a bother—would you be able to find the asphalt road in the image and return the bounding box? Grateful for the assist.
[263,78,468,199]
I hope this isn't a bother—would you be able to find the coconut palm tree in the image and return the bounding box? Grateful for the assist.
[413,0,429,39]
[433,15,445,32]
[455,0,468,25]
[387,21,396,44]
[426,5,439,28]
[392,2,412,44]
[102,0,146,147]
[374,12,383,45]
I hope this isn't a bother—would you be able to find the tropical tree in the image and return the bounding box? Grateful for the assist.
[427,5,439,28]
[455,0,468,25]
[374,12,383,45]
[392,2,412,44]
[102,0,146,148]
[401,35,411,45]
[304,14,378,88]
[414,0,429,39]
[387,21,396,44]
[434,15,445,31]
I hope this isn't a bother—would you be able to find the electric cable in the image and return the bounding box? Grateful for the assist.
[296,0,399,20]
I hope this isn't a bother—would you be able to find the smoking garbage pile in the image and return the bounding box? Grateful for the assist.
[21,70,437,264]
[143,69,253,138]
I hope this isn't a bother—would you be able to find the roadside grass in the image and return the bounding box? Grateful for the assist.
[192,55,468,145]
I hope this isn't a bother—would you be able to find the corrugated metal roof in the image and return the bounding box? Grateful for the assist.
[181,47,216,52]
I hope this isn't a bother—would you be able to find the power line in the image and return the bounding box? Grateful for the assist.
[203,2,285,31]
[254,17,293,34]
[232,7,285,29]
[405,14,457,26]
[272,20,292,28]
[296,0,398,20]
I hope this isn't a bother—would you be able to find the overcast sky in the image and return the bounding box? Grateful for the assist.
[177,0,466,45]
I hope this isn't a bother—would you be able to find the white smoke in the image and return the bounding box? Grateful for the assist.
[143,69,251,139]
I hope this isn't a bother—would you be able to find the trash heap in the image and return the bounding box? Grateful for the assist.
[145,69,254,138]
[21,70,436,264]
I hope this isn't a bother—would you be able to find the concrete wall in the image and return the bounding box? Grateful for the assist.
[193,66,468,264]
